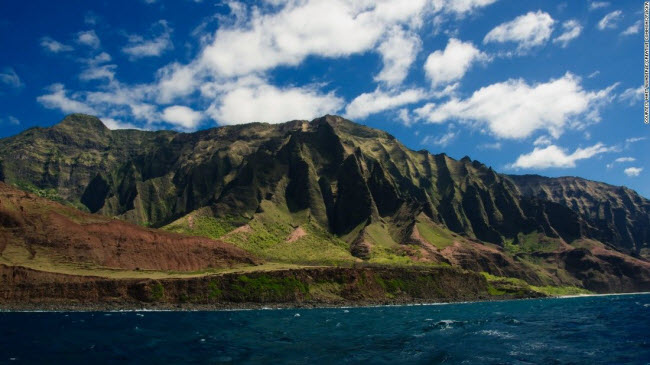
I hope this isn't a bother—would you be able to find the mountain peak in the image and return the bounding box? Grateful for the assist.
[56,114,110,132]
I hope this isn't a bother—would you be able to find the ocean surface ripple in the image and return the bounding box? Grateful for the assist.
[1,294,649,364]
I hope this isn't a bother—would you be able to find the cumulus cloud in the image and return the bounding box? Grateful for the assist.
[624,167,643,177]
[76,30,101,48]
[40,37,73,53]
[375,27,421,86]
[197,0,429,79]
[415,73,615,139]
[37,81,161,126]
[37,84,97,114]
[508,143,614,169]
[424,38,488,86]
[161,105,203,129]
[157,0,498,103]
[345,88,426,120]
[207,80,343,125]
[79,52,116,82]
[421,131,456,147]
[483,11,555,51]
[553,20,582,47]
[123,20,173,59]
[32,0,500,128]
[0,68,23,89]
[598,10,622,30]
[621,20,641,36]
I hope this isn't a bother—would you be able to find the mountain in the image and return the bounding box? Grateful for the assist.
[1,114,649,293]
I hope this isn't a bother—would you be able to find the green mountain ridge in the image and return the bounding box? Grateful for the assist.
[1,114,649,293]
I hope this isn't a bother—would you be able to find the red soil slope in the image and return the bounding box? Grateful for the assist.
[0,182,259,272]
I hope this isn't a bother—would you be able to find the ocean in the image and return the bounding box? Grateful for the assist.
[1,294,649,364]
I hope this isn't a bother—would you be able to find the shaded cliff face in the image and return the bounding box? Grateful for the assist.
[0,114,649,269]
[508,175,650,258]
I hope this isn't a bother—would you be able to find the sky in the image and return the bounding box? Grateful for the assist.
[0,0,649,196]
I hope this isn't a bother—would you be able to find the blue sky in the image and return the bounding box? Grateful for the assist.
[1,0,648,196]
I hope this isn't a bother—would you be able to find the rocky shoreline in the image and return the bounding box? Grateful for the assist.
[0,264,544,311]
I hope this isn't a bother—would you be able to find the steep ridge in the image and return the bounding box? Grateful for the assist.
[509,175,650,258]
[1,114,649,292]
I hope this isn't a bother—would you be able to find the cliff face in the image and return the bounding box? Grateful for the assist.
[1,114,649,293]
[508,175,650,257]
[2,114,647,254]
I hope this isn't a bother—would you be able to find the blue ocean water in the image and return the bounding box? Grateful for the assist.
[1,294,649,364]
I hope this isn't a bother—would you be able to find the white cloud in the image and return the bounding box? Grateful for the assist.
[626,137,646,143]
[197,0,429,79]
[208,80,343,125]
[397,108,414,126]
[424,38,488,86]
[622,20,641,36]
[375,27,421,86]
[619,85,643,105]
[76,30,101,48]
[79,52,116,82]
[421,131,456,147]
[80,64,117,81]
[0,68,23,89]
[598,10,622,30]
[587,70,600,79]
[31,0,501,128]
[589,1,609,10]
[624,167,643,177]
[432,0,498,15]
[37,81,162,127]
[509,143,614,169]
[553,20,582,47]
[37,84,97,115]
[345,88,426,119]
[533,135,553,146]
[157,0,498,102]
[415,73,614,139]
[0,116,20,126]
[40,37,73,53]
[123,20,173,59]
[161,105,204,129]
[615,157,636,163]
[483,11,555,51]
[100,117,140,130]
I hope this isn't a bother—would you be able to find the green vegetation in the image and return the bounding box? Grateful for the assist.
[150,282,165,301]
[232,275,308,299]
[416,222,455,249]
[503,232,562,255]
[13,181,65,203]
[481,272,594,297]
[165,212,243,240]
[208,281,222,299]
[529,285,592,296]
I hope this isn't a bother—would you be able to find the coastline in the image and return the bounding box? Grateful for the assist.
[4,292,649,313]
